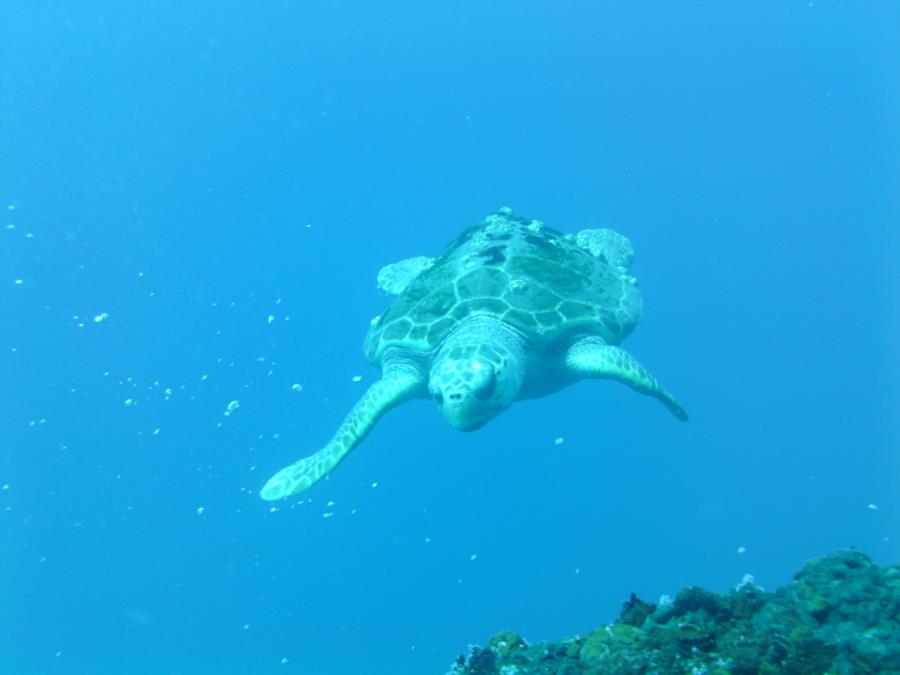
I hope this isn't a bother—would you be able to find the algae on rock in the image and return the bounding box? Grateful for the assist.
[448,549,900,675]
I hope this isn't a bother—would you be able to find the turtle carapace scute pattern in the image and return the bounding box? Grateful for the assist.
[364,209,641,363]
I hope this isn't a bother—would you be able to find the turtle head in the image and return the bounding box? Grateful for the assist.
[428,319,526,431]
[429,357,511,431]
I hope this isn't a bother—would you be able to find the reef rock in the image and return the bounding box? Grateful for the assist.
[448,549,900,675]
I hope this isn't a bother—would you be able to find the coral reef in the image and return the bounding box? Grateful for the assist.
[448,549,899,674]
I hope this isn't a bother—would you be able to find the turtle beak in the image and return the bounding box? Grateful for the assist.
[433,387,494,431]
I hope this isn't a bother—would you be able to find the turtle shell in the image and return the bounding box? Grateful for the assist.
[364,208,643,364]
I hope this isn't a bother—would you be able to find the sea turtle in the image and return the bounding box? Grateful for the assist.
[260,208,687,501]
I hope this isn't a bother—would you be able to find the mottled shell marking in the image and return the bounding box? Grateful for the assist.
[364,209,642,363]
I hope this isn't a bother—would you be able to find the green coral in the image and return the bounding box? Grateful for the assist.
[488,631,526,659]
[448,549,900,675]
[580,624,646,673]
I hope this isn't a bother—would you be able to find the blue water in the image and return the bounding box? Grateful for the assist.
[2,3,898,674]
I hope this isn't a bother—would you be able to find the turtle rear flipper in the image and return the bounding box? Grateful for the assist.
[575,228,635,280]
[376,256,435,296]
[260,364,426,500]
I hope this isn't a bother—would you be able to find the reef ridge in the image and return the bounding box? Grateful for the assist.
[448,549,900,675]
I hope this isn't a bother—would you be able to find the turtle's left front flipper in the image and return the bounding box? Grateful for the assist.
[260,365,426,500]
[565,336,688,421]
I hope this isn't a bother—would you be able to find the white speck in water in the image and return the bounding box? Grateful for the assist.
[224,400,240,416]
[243,624,251,631]
[291,383,303,393]
[469,554,478,561]
[554,437,565,446]
[200,374,208,381]
[867,503,879,511]
[281,657,289,665]
[351,375,363,382]
[322,512,334,518]
[2,484,9,491]
[196,506,205,515]
[124,398,135,407]
[267,315,275,324]
[153,429,160,436]
[13,279,23,285]
[371,481,379,488]
[737,546,747,554]
[92,312,109,323]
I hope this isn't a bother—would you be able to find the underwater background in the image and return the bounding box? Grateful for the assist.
[2,2,898,674]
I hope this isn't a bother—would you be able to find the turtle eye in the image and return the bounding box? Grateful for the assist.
[433,392,444,405]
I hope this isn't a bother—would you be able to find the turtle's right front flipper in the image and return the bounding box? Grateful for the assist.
[260,365,425,500]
